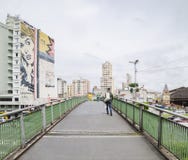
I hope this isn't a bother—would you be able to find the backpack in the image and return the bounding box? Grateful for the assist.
[104,92,111,102]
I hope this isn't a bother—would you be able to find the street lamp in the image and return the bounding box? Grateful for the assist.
[129,59,139,84]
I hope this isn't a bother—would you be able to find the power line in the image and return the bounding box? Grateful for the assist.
[139,65,188,73]
[139,55,188,72]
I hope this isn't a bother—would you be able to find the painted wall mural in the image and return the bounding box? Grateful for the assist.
[20,22,36,103]
[38,31,55,98]
[39,31,54,63]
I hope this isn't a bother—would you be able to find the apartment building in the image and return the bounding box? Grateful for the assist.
[100,61,114,94]
[0,15,56,111]
[57,77,67,98]
[72,79,90,96]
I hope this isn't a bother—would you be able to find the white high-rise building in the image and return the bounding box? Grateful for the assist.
[72,79,90,96]
[0,20,17,110]
[82,79,90,95]
[0,15,56,111]
[67,84,74,98]
[100,61,114,94]
[57,77,67,98]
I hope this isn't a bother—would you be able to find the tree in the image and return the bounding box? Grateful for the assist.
[129,83,138,88]
[129,83,139,100]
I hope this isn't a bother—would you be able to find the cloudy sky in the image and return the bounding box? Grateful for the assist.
[1,0,188,92]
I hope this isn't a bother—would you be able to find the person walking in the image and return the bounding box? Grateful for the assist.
[104,88,113,116]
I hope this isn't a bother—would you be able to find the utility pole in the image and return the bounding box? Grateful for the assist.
[129,59,139,100]
[129,59,139,84]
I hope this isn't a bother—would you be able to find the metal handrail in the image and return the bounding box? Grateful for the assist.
[113,98,188,160]
[120,98,188,119]
[0,96,87,160]
[0,99,63,118]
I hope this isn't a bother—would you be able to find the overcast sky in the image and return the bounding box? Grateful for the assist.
[1,0,188,92]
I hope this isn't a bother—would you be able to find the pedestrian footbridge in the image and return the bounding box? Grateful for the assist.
[0,97,188,160]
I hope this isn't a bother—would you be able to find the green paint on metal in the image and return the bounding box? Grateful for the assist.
[0,96,86,160]
[113,98,188,160]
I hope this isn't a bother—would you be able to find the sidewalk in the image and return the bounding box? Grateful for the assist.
[18,101,166,160]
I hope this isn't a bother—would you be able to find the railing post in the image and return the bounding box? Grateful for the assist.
[71,99,73,109]
[51,103,54,123]
[42,105,46,132]
[132,101,135,126]
[139,105,144,132]
[65,100,67,112]
[125,99,128,118]
[72,98,74,108]
[120,101,122,114]
[158,110,163,148]
[20,112,25,148]
[59,101,62,117]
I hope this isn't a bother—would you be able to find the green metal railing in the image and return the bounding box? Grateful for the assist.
[0,119,21,160]
[0,96,87,160]
[112,98,188,160]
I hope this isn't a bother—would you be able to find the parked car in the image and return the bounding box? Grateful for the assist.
[167,116,188,123]
[175,110,186,114]
[167,116,175,121]
[155,104,165,109]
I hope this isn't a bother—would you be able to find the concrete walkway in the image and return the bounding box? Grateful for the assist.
[18,101,166,160]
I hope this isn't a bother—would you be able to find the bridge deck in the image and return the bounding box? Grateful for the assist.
[18,101,166,160]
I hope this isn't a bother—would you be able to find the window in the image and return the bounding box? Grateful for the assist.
[14,90,19,94]
[15,30,19,35]
[15,38,19,42]
[15,60,18,64]
[8,90,13,94]
[15,45,19,49]
[14,82,19,86]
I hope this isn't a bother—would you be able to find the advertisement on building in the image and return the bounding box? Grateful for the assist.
[38,31,55,99]
[20,21,36,104]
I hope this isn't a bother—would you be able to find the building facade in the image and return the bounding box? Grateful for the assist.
[100,61,114,94]
[162,84,170,105]
[170,87,188,106]
[72,79,90,96]
[92,86,102,96]
[37,30,56,100]
[82,79,90,95]
[57,77,67,98]
[0,22,12,96]
[0,15,56,111]
[67,84,74,98]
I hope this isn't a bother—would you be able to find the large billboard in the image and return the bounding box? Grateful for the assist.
[20,21,36,104]
[38,31,55,99]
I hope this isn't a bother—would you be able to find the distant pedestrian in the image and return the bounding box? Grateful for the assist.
[104,88,113,116]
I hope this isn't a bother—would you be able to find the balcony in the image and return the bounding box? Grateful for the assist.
[8,61,12,64]
[8,66,13,71]
[8,48,13,52]
[8,90,13,94]
[8,81,13,85]
[8,53,13,58]
[8,70,13,74]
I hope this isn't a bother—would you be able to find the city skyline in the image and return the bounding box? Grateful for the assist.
[1,0,188,92]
